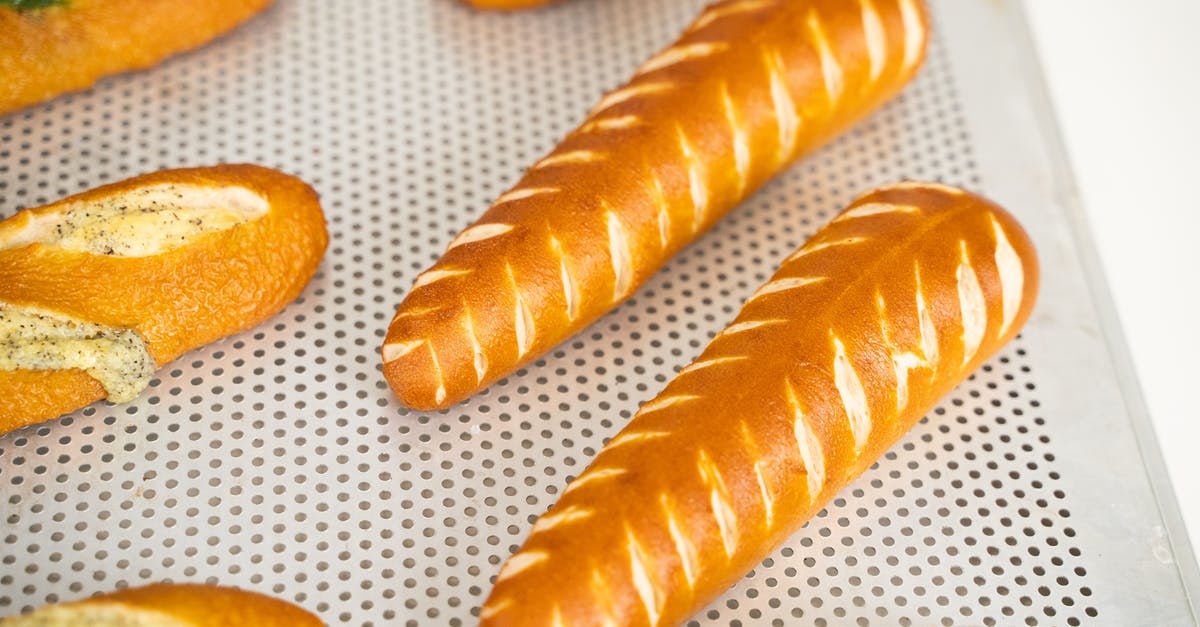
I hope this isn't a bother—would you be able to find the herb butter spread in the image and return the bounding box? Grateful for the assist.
[0,184,268,257]
[0,0,70,11]
[0,302,155,403]
[2,604,186,627]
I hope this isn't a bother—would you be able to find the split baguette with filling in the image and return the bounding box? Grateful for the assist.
[0,582,322,626]
[481,182,1040,626]
[0,0,274,115]
[0,164,328,435]
[383,0,932,410]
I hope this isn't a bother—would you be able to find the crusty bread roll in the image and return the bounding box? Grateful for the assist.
[0,0,273,115]
[461,0,557,11]
[480,182,1040,626]
[0,164,328,434]
[383,0,932,410]
[0,582,323,626]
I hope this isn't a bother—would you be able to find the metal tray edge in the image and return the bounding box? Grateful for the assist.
[1010,0,1200,619]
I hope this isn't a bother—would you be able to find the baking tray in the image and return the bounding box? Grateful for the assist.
[1,0,1196,624]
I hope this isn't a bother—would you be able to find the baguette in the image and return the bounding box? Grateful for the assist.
[0,164,328,434]
[0,582,322,626]
[462,0,557,11]
[480,182,1040,626]
[0,0,273,115]
[383,0,932,410]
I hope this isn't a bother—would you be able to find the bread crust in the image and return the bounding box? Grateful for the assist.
[1,582,323,626]
[383,0,932,410]
[0,0,273,115]
[480,182,1040,626]
[0,164,328,434]
[461,0,558,11]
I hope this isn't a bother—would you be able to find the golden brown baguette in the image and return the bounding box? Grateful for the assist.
[461,0,557,11]
[383,0,932,410]
[0,164,328,434]
[0,582,322,626]
[480,182,1040,626]
[0,0,273,115]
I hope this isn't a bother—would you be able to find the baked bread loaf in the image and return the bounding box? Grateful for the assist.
[462,0,557,11]
[0,164,328,434]
[480,182,1040,626]
[383,0,932,410]
[0,582,322,626]
[0,0,273,115]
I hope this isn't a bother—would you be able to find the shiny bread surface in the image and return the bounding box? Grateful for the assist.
[481,182,1040,626]
[0,0,273,115]
[462,0,558,10]
[383,0,932,410]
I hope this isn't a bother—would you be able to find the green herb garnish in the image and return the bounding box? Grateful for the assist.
[1,0,70,10]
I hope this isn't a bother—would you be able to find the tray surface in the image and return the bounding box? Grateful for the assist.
[1,0,1195,625]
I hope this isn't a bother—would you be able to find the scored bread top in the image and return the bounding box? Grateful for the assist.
[383,0,931,410]
[480,182,1039,626]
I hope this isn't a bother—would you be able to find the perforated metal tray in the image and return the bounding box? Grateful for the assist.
[1,0,1196,625]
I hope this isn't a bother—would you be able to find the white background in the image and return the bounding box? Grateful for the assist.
[1022,0,1200,563]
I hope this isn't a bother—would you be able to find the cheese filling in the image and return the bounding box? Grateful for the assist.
[1,603,187,627]
[0,184,268,257]
[0,302,155,403]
